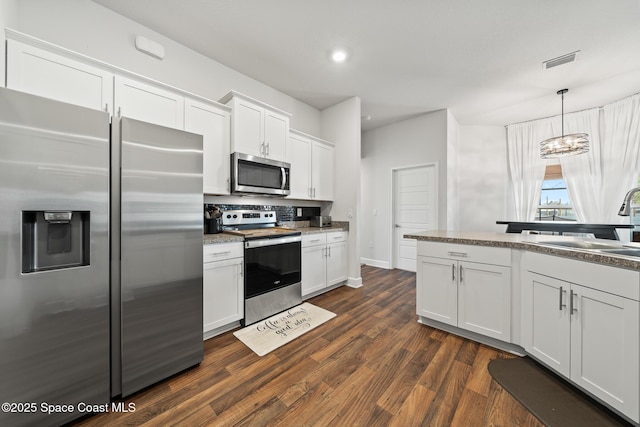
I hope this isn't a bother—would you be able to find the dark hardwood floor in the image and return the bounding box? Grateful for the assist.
[73,265,543,426]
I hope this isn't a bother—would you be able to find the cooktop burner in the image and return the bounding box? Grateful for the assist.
[221,209,300,240]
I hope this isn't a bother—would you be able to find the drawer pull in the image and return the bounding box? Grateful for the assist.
[209,250,231,256]
[448,251,468,258]
[309,239,321,243]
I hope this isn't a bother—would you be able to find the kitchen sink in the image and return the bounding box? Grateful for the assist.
[536,240,624,250]
[594,248,640,258]
[537,240,640,259]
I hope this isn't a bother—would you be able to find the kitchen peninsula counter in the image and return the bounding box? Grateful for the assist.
[404,230,640,270]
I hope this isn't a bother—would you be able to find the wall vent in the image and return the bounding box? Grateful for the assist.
[542,51,580,70]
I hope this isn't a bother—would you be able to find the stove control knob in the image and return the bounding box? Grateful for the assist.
[233,214,238,218]
[226,214,231,219]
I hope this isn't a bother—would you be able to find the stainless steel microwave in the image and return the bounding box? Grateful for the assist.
[231,152,291,196]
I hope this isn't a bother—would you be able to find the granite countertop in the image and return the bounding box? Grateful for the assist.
[203,221,349,245]
[404,230,640,270]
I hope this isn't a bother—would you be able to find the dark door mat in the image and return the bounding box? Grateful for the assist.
[488,357,632,427]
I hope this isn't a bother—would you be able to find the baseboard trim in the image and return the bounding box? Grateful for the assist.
[417,316,525,356]
[347,276,363,288]
[360,258,390,269]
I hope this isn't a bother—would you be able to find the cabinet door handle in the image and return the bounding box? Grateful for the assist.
[570,290,578,314]
[452,264,456,282]
[105,103,109,113]
[448,251,468,258]
[266,143,270,156]
[459,265,463,283]
[239,263,243,277]
[559,286,567,310]
[117,107,122,117]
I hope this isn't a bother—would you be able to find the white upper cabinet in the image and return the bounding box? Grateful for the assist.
[287,131,312,199]
[312,140,334,201]
[220,91,291,162]
[184,97,231,195]
[6,38,113,113]
[287,129,334,201]
[114,76,184,129]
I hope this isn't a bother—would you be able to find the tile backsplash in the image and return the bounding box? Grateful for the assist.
[204,204,320,222]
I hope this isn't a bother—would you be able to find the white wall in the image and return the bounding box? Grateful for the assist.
[321,97,362,286]
[360,110,448,268]
[14,0,321,135]
[1,0,19,86]
[447,110,460,230]
[457,125,508,232]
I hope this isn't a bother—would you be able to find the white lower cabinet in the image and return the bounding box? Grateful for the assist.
[416,242,511,342]
[302,232,348,297]
[203,243,243,337]
[523,253,640,422]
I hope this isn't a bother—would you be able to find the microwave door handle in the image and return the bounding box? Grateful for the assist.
[281,167,287,190]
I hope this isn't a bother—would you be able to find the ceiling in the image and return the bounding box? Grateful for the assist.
[91,0,640,131]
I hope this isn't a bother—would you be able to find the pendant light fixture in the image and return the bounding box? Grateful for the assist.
[540,89,589,159]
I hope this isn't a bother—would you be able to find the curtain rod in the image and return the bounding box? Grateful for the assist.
[504,90,640,128]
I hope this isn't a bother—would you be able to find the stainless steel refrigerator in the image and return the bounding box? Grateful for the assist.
[0,88,203,426]
[111,117,203,398]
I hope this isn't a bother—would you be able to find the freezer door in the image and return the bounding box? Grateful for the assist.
[118,118,203,397]
[0,88,110,427]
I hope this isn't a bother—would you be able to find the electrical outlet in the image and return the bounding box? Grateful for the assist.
[348,209,353,218]
[369,241,373,248]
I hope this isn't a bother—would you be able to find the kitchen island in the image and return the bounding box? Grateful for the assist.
[405,230,640,425]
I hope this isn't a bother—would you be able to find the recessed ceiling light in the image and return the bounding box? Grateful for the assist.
[331,48,348,63]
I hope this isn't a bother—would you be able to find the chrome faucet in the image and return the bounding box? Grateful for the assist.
[618,187,640,216]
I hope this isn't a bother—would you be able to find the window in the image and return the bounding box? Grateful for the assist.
[538,164,575,221]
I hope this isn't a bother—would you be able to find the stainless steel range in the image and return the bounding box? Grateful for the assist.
[223,210,302,325]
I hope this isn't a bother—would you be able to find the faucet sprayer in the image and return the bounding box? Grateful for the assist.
[618,187,640,216]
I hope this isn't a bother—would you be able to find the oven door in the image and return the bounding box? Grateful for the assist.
[244,235,301,299]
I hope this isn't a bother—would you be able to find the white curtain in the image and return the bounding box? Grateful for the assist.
[600,93,640,223]
[556,108,602,222]
[506,120,549,221]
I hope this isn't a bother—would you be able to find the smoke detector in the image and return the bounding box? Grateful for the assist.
[542,51,580,70]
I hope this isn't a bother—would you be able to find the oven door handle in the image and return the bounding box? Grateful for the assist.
[245,234,302,249]
[281,167,287,190]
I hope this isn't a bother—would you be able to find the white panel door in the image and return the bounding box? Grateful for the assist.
[457,261,511,341]
[326,241,348,286]
[312,141,334,201]
[185,98,230,195]
[416,256,457,326]
[7,39,114,113]
[232,98,263,156]
[393,165,437,271]
[264,110,288,161]
[570,284,639,419]
[523,272,571,377]
[115,76,184,129]
[302,244,326,296]
[287,132,312,199]
[203,257,243,332]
